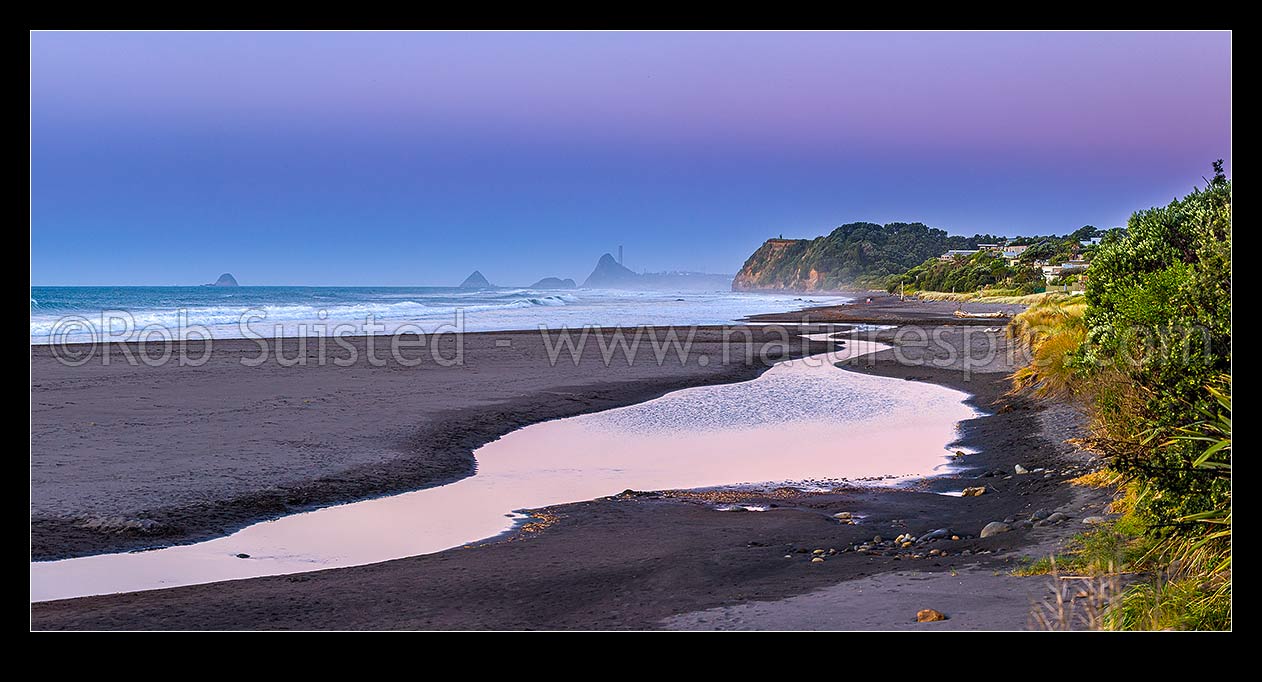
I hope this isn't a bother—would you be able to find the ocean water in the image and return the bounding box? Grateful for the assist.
[29,286,849,345]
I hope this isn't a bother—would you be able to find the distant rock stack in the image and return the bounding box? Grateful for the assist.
[205,273,239,287]
[581,253,640,288]
[529,277,578,289]
[459,270,493,289]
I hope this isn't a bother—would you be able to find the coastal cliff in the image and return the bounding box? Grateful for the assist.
[731,239,812,291]
[732,222,995,292]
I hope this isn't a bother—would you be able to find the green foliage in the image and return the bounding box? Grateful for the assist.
[892,251,1043,294]
[1005,163,1231,630]
[1018,238,1079,265]
[1106,575,1231,631]
[1070,225,1100,241]
[1015,520,1150,577]
[1081,164,1231,527]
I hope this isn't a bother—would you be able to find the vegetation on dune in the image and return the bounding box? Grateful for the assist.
[1009,162,1231,630]
[891,251,1046,295]
[913,291,1078,305]
[1008,298,1088,399]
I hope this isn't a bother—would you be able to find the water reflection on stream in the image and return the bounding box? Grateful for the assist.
[31,339,977,602]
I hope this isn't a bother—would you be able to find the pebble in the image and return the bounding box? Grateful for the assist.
[833,512,853,519]
[811,557,825,563]
[901,541,913,548]
[1045,512,1068,524]
[1003,517,1015,524]
[951,535,960,541]
[916,608,948,623]
[1082,516,1107,525]
[784,554,793,559]
[961,486,986,497]
[235,553,250,559]
[873,535,883,544]
[813,549,826,555]
[1015,464,1030,474]
[980,521,1013,538]
[919,528,951,542]
[929,548,942,556]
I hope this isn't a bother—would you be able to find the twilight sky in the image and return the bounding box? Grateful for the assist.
[31,31,1231,286]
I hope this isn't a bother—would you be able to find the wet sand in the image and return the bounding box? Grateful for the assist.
[32,326,832,560]
[31,295,1111,629]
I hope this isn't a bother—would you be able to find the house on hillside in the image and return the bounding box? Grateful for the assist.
[1001,244,1029,265]
[1042,259,1090,283]
[939,249,980,261]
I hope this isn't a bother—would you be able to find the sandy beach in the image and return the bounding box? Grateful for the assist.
[31,295,1112,630]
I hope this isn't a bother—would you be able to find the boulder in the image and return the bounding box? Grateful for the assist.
[980,521,1012,538]
[1044,512,1068,525]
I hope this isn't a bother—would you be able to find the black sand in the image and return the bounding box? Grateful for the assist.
[31,294,1112,629]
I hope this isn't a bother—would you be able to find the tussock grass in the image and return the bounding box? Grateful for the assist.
[914,290,1081,305]
[1070,469,1125,489]
[1107,575,1231,631]
[1018,520,1148,578]
[1007,297,1088,398]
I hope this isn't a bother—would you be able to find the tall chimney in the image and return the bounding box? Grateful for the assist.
[618,245,623,266]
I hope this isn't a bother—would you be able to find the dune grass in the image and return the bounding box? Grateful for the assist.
[1006,296,1088,398]
[913,290,1082,305]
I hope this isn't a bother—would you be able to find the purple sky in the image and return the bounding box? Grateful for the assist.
[30,31,1231,285]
